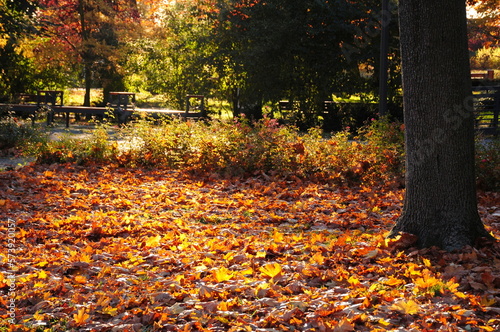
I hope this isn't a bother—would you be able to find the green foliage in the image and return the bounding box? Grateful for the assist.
[123,1,215,110]
[24,117,406,186]
[0,0,39,39]
[0,115,43,150]
[27,125,114,165]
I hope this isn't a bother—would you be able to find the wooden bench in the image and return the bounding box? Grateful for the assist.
[471,70,495,80]
[2,91,208,127]
[47,92,207,127]
[46,91,134,127]
[0,91,64,125]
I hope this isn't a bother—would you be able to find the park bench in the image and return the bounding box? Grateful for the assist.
[0,91,57,125]
[471,69,495,80]
[46,91,126,127]
[129,94,207,122]
[45,92,207,127]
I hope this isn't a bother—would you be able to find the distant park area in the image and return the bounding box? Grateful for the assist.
[1,1,500,331]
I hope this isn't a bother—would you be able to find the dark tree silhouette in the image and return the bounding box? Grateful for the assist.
[389,0,494,250]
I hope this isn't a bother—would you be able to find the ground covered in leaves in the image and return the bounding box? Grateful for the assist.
[1,164,499,331]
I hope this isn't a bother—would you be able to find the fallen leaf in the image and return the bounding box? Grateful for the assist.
[390,299,420,315]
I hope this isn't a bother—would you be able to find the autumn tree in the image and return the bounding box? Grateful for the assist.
[36,0,140,105]
[467,0,499,50]
[0,0,42,97]
[388,0,494,250]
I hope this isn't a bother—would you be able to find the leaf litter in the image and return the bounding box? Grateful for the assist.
[0,164,499,331]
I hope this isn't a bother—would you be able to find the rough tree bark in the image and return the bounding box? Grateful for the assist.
[388,0,494,250]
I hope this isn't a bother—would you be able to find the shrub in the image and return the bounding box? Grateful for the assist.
[470,47,500,72]
[0,116,43,151]
[476,138,500,191]
[29,125,114,164]
[21,116,499,190]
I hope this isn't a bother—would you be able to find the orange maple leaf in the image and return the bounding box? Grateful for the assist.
[73,307,90,326]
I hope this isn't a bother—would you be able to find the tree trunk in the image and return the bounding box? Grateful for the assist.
[83,63,92,107]
[389,0,493,250]
[79,0,92,107]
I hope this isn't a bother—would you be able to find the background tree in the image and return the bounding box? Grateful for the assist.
[0,0,42,98]
[36,0,140,105]
[467,0,500,72]
[209,0,401,124]
[389,0,493,250]
[211,0,359,121]
[467,0,499,49]
[124,0,216,109]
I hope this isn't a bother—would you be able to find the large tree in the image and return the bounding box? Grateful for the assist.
[467,0,499,50]
[389,0,494,250]
[36,0,139,105]
[211,0,368,120]
[0,0,41,97]
[124,0,216,109]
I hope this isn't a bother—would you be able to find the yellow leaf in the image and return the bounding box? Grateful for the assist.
[96,296,111,307]
[390,299,420,315]
[240,267,254,276]
[79,253,92,263]
[347,276,360,286]
[273,231,285,243]
[73,307,90,326]
[259,262,282,278]
[422,258,432,268]
[255,251,267,258]
[454,291,468,299]
[102,306,118,317]
[37,270,49,279]
[145,235,162,248]
[33,312,45,321]
[223,251,235,262]
[384,276,405,286]
[213,267,234,282]
[218,301,229,311]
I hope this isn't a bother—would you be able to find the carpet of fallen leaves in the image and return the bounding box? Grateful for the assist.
[1,164,499,332]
